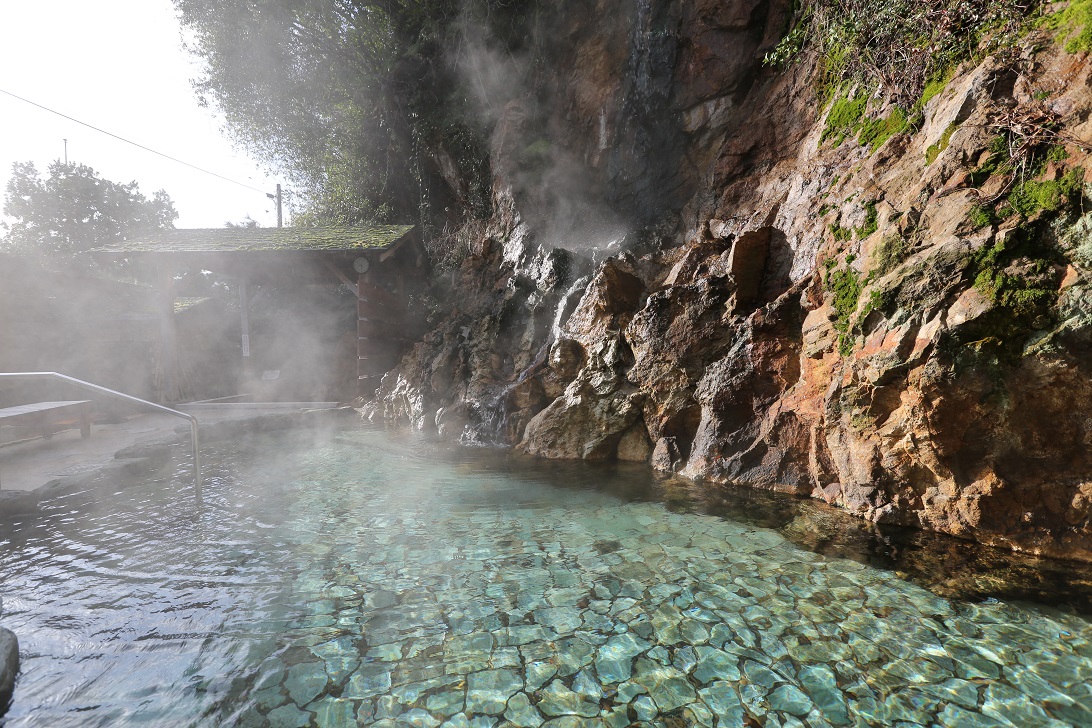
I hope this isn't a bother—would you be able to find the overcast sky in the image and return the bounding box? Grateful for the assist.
[0,0,282,229]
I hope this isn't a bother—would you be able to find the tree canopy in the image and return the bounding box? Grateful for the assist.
[1,160,177,259]
[173,0,537,229]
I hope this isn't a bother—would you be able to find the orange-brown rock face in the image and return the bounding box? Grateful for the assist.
[368,1,1092,561]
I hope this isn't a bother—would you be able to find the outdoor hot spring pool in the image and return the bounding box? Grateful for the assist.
[2,423,1092,727]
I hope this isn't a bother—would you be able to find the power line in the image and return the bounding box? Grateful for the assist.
[0,87,269,195]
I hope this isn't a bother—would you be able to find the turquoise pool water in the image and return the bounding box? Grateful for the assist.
[1,424,1091,727]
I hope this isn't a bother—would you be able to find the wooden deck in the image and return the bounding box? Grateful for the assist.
[0,401,92,439]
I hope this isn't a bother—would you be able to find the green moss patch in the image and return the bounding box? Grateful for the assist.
[1045,0,1092,53]
[856,201,879,238]
[926,123,959,165]
[830,223,853,242]
[822,92,911,152]
[872,234,909,275]
[920,70,954,109]
[972,234,1058,320]
[765,1,1036,107]
[968,205,993,229]
[1006,169,1085,218]
[826,259,864,355]
[822,94,868,146]
[859,108,910,152]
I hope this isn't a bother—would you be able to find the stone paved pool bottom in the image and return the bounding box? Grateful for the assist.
[2,425,1092,727]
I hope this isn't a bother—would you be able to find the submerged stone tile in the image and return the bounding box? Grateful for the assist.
[631,658,696,712]
[285,661,328,705]
[692,646,740,684]
[650,605,683,644]
[1018,648,1092,688]
[647,646,670,665]
[874,655,952,687]
[540,718,594,728]
[679,619,710,645]
[916,677,981,711]
[397,708,443,728]
[533,607,584,636]
[391,676,462,704]
[426,690,465,717]
[708,623,734,649]
[252,685,287,711]
[581,611,614,633]
[789,637,851,664]
[981,680,1067,727]
[445,632,493,659]
[345,664,393,700]
[537,679,600,718]
[944,640,1002,680]
[740,682,769,716]
[935,702,1001,728]
[357,700,376,723]
[595,633,651,683]
[697,681,744,724]
[602,707,630,728]
[465,669,523,715]
[524,661,558,693]
[376,695,404,719]
[572,670,603,700]
[234,708,266,728]
[505,625,555,647]
[554,636,597,676]
[632,695,658,721]
[439,714,471,728]
[741,660,781,689]
[672,645,697,674]
[504,692,544,728]
[768,684,813,717]
[884,688,941,724]
[267,703,312,728]
[797,664,849,725]
[406,634,447,659]
[616,680,648,704]
[491,646,521,669]
[395,660,448,687]
[681,701,715,727]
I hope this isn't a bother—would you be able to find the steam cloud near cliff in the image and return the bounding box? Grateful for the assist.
[451,10,629,254]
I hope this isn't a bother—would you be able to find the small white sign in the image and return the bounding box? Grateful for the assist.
[241,334,250,357]
[261,370,281,381]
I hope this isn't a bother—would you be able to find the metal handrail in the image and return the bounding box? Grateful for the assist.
[0,372,201,504]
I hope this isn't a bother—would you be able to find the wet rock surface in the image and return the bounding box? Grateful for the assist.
[0,627,17,716]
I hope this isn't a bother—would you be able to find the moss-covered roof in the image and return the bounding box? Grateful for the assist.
[92,226,414,255]
[174,296,213,313]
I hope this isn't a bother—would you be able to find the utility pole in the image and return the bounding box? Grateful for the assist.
[63,139,67,166]
[267,184,283,227]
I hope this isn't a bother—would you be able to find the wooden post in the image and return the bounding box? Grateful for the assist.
[357,271,368,398]
[158,266,180,403]
[276,184,283,228]
[239,277,253,383]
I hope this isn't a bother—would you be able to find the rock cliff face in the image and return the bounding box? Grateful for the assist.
[367,0,1092,562]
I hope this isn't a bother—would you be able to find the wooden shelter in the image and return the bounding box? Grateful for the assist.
[91,226,423,402]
